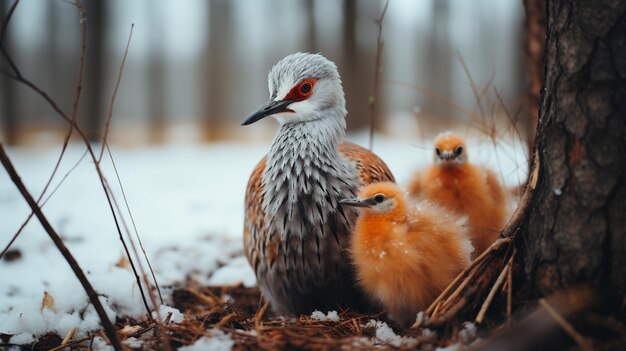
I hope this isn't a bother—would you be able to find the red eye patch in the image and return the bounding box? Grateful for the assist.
[283,78,317,102]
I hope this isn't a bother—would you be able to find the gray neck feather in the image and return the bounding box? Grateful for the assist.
[262,114,359,246]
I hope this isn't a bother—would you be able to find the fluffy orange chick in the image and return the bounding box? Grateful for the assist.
[408,132,507,258]
[341,182,472,325]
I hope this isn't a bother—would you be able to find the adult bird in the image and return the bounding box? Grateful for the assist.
[242,53,395,315]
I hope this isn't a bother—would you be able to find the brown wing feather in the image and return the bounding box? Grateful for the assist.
[243,156,267,273]
[339,141,395,185]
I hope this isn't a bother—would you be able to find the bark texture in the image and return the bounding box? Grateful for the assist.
[523,0,547,143]
[525,0,626,297]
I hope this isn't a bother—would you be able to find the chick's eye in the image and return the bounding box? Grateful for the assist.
[300,82,312,94]
[374,194,385,203]
[435,148,441,156]
[455,146,463,154]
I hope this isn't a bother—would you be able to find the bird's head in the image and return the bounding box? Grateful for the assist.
[340,182,407,219]
[433,132,467,165]
[242,52,346,126]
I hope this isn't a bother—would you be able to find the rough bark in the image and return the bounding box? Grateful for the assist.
[523,0,547,146]
[524,0,626,298]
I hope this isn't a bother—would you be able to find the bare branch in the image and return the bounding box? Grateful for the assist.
[98,23,134,163]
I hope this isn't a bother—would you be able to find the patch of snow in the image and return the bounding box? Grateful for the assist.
[153,305,184,323]
[208,256,256,287]
[415,311,426,326]
[91,336,114,351]
[9,333,34,345]
[435,343,462,351]
[421,328,437,341]
[179,329,234,351]
[459,321,477,344]
[124,337,144,348]
[554,188,562,196]
[311,310,340,322]
[365,320,417,347]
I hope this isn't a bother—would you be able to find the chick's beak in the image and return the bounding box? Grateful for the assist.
[241,99,294,126]
[339,197,375,208]
[438,151,456,161]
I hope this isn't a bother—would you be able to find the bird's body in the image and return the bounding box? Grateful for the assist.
[342,182,472,326]
[243,53,394,314]
[408,132,507,257]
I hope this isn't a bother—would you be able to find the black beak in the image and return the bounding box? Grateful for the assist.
[339,197,376,208]
[439,151,456,161]
[241,99,294,126]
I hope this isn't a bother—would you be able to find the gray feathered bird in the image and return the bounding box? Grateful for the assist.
[242,53,395,315]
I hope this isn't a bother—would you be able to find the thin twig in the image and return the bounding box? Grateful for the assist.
[107,144,163,304]
[61,327,77,347]
[47,334,95,351]
[539,298,594,351]
[0,144,123,351]
[98,23,134,163]
[424,237,511,318]
[507,251,513,326]
[475,250,516,324]
[367,0,389,150]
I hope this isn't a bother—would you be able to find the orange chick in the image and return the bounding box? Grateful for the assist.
[408,132,507,258]
[341,182,472,325]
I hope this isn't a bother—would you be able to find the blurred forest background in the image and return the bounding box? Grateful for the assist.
[0,0,528,146]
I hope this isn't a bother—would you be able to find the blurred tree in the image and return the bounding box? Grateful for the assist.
[341,0,377,132]
[203,0,232,141]
[0,0,17,144]
[147,3,166,143]
[423,0,452,120]
[305,0,317,53]
[522,0,626,298]
[82,0,106,141]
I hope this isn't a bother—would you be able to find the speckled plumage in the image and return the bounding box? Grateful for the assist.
[243,53,394,314]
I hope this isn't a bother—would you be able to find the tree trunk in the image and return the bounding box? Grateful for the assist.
[82,0,106,141]
[523,0,626,298]
[0,0,17,145]
[523,0,546,149]
[203,0,232,141]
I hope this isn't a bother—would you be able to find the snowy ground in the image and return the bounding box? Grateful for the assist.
[0,132,527,345]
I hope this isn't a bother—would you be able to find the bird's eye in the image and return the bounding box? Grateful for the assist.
[435,148,441,156]
[374,194,385,203]
[300,82,312,94]
[455,146,463,155]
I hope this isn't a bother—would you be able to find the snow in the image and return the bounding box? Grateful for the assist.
[124,337,144,348]
[365,319,417,347]
[152,304,185,323]
[435,344,462,351]
[311,310,340,322]
[179,329,234,351]
[0,133,527,343]
[459,321,477,343]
